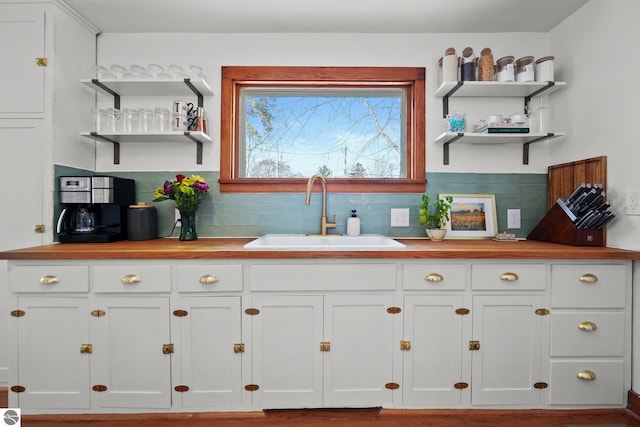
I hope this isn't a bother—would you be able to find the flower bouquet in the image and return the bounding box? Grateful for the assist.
[154,174,210,240]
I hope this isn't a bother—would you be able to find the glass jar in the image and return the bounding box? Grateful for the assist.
[138,108,154,132]
[441,47,458,82]
[153,107,171,133]
[496,56,515,82]
[121,108,139,133]
[478,48,494,81]
[515,56,535,82]
[535,56,555,82]
[460,47,475,81]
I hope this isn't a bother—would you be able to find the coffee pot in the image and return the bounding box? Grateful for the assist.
[71,207,96,233]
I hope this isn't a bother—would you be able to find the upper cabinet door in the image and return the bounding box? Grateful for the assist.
[0,4,46,114]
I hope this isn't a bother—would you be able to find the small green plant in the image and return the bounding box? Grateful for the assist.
[419,194,453,229]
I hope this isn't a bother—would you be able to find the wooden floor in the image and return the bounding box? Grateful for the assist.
[2,390,640,426]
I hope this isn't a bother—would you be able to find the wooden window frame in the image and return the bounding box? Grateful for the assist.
[219,66,426,193]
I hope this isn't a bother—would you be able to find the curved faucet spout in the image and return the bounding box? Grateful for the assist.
[305,174,337,235]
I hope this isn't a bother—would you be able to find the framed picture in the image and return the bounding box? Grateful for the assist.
[440,194,497,239]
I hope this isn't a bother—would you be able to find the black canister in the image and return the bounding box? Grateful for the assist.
[127,202,158,240]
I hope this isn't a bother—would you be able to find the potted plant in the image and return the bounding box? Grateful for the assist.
[419,194,453,241]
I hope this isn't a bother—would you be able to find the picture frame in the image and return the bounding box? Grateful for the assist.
[439,194,498,239]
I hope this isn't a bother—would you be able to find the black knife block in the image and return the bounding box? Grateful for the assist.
[527,200,604,246]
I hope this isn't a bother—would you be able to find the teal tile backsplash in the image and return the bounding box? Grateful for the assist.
[54,166,548,239]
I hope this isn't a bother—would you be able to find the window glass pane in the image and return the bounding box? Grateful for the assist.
[239,88,406,179]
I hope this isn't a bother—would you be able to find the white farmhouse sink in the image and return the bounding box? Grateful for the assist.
[243,234,405,249]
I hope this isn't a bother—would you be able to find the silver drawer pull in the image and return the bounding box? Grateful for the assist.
[121,274,141,284]
[424,273,443,283]
[579,274,598,283]
[578,321,597,332]
[40,275,59,285]
[577,370,596,381]
[200,274,219,285]
[500,272,519,281]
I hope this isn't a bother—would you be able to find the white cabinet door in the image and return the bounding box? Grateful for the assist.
[0,4,46,114]
[174,296,242,409]
[91,297,171,409]
[250,294,324,408]
[324,294,396,407]
[471,295,543,406]
[0,119,45,250]
[15,297,90,409]
[403,295,466,406]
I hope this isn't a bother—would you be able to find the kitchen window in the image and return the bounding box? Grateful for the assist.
[220,66,426,193]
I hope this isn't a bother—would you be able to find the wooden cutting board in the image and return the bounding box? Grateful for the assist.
[547,156,607,209]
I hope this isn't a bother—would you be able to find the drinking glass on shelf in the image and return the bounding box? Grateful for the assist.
[147,64,163,78]
[122,108,139,133]
[168,65,184,79]
[110,64,127,79]
[138,108,154,132]
[103,108,120,133]
[153,107,171,132]
[189,65,203,78]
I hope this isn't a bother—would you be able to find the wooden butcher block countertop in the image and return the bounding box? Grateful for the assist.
[1,238,639,260]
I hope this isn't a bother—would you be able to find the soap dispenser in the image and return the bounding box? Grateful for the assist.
[347,209,361,236]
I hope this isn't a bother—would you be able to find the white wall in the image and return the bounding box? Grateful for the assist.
[95,32,553,173]
[549,0,640,393]
[549,0,640,251]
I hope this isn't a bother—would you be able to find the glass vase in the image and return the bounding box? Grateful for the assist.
[178,209,198,241]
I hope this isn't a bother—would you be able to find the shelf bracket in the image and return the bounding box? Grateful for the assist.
[523,132,555,165]
[524,81,555,114]
[91,79,120,109]
[184,132,203,164]
[443,133,464,165]
[90,132,120,164]
[183,78,204,108]
[442,81,463,118]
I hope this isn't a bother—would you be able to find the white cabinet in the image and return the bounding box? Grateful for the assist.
[8,264,91,409]
[402,294,466,406]
[6,258,631,413]
[91,297,172,409]
[0,3,45,115]
[471,294,544,406]
[173,296,243,409]
[249,294,324,408]
[548,264,631,406]
[249,293,396,408]
[13,297,91,409]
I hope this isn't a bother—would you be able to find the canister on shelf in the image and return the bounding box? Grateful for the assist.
[535,56,555,82]
[441,47,458,82]
[460,47,475,81]
[496,56,515,82]
[478,47,494,81]
[515,56,535,82]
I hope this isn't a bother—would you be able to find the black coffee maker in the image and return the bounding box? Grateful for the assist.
[56,176,135,243]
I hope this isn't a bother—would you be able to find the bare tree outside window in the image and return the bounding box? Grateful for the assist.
[239,89,405,179]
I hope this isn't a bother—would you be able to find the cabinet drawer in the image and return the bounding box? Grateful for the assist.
[549,360,624,405]
[471,264,546,290]
[249,263,396,291]
[402,264,466,290]
[93,265,171,293]
[175,264,242,292]
[10,265,89,293]
[550,312,625,357]
[551,265,626,308]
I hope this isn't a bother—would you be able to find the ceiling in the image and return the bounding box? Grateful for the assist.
[64,0,589,34]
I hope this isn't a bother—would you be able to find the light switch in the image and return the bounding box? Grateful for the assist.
[507,209,521,229]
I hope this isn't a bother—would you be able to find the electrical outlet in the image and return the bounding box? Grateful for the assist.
[625,192,640,215]
[507,209,521,229]
[175,208,182,226]
[390,208,410,227]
